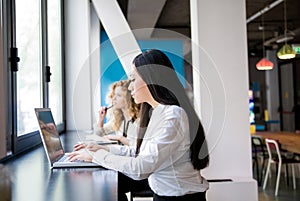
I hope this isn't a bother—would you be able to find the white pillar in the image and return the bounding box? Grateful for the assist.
[193,0,258,200]
[190,0,202,116]
[90,4,101,129]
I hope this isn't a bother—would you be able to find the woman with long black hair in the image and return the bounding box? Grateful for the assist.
[68,49,209,201]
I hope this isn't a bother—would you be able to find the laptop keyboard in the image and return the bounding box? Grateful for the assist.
[60,155,70,162]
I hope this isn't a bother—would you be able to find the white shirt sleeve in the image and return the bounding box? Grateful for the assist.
[92,106,185,180]
[108,144,136,157]
[93,120,114,136]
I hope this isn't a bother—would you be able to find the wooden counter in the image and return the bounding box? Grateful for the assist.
[254,131,300,154]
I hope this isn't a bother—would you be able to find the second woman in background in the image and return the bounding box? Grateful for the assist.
[94,80,140,146]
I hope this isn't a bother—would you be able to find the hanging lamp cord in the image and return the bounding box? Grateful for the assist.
[261,10,265,57]
[284,0,287,45]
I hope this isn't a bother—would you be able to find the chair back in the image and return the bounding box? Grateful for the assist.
[265,139,282,162]
[251,136,266,158]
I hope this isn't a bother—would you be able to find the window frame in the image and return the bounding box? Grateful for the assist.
[3,0,65,157]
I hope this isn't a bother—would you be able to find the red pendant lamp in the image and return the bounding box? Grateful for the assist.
[256,58,274,70]
[256,12,274,71]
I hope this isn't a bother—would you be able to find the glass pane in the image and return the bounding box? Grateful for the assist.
[15,0,41,136]
[48,0,63,125]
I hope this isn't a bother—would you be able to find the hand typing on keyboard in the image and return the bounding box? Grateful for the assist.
[73,142,109,152]
[66,149,94,163]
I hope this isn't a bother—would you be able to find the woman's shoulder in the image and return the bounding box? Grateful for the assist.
[159,104,184,111]
[156,104,187,118]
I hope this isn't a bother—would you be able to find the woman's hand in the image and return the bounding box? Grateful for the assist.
[67,143,109,162]
[98,106,108,127]
[73,143,87,151]
[105,135,129,146]
[74,142,109,152]
[86,143,109,152]
[67,150,93,162]
[104,135,121,141]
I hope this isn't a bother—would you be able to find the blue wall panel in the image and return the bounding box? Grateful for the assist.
[100,31,184,106]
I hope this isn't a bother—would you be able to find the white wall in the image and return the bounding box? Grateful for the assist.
[65,0,93,130]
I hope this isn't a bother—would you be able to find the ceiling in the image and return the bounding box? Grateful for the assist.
[117,0,300,57]
[246,0,300,57]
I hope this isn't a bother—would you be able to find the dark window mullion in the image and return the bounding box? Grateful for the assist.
[9,0,19,154]
[41,0,49,108]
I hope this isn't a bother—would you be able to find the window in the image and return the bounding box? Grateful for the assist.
[4,0,64,156]
[15,0,42,136]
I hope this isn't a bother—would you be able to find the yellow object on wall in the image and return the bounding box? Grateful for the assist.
[250,125,256,134]
[264,110,269,122]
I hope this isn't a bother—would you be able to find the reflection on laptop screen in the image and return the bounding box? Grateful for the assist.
[35,109,64,164]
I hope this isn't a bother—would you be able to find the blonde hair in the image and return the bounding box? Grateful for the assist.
[107,80,140,131]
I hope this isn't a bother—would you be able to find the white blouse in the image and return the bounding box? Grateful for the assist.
[93,119,138,147]
[92,104,209,196]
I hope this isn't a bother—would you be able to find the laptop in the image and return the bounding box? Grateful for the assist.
[34,108,102,168]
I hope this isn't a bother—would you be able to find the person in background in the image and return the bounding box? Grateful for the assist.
[68,49,210,201]
[99,80,141,146]
[74,80,140,152]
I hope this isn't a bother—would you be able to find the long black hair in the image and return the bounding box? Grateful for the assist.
[133,49,209,170]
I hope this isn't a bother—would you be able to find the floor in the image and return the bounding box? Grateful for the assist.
[254,161,300,201]
[258,177,300,201]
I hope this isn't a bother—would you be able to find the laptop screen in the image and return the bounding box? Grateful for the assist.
[35,108,64,164]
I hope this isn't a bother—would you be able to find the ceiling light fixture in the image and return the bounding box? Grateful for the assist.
[276,35,294,43]
[246,0,284,24]
[256,58,274,70]
[277,0,296,59]
[256,11,274,70]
